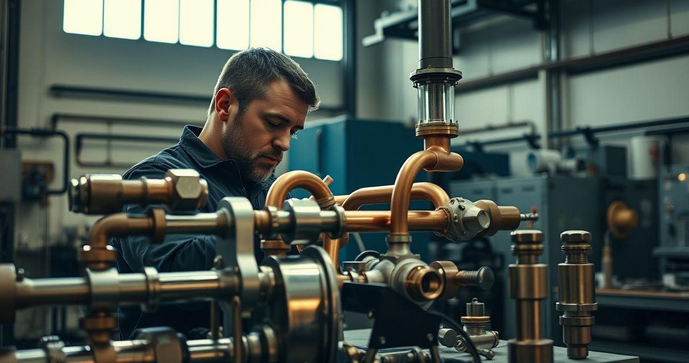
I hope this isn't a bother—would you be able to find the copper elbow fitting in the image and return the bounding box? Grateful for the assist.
[265,171,335,209]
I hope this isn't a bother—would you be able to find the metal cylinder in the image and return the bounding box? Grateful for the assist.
[557,230,598,359]
[6,330,278,363]
[411,0,462,132]
[3,267,243,321]
[69,170,208,215]
[418,0,452,69]
[507,230,553,363]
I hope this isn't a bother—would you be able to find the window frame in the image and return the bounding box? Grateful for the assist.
[62,0,345,62]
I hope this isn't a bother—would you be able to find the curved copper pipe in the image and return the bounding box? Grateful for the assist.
[342,182,450,211]
[345,210,448,232]
[389,147,463,236]
[265,171,335,209]
[89,214,154,251]
[333,195,349,206]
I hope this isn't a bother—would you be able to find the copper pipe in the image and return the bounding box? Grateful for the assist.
[342,182,450,211]
[84,211,227,270]
[345,210,448,232]
[389,148,463,236]
[322,235,342,266]
[265,171,335,209]
[88,214,154,250]
[333,195,349,206]
[423,135,451,151]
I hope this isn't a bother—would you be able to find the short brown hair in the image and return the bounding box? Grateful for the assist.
[209,47,320,115]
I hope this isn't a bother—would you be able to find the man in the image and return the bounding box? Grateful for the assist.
[111,48,319,340]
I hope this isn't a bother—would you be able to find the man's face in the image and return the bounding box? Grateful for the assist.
[221,79,308,183]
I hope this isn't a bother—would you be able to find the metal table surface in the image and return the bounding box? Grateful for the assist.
[343,329,640,363]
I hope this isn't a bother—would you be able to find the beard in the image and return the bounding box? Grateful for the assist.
[221,114,283,183]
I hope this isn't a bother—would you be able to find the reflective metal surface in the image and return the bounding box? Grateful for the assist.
[557,230,598,359]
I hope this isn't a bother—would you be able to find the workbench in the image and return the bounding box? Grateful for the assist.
[344,329,640,362]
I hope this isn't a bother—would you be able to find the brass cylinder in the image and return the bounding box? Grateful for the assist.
[475,200,522,237]
[507,230,553,363]
[557,230,598,359]
[69,170,209,215]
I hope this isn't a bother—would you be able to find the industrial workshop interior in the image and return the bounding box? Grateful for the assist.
[2,0,689,362]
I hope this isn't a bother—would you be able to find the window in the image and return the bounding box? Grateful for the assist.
[103,0,141,40]
[250,0,282,51]
[180,0,214,47]
[63,0,344,62]
[314,4,343,61]
[144,0,180,44]
[217,0,250,50]
[284,1,314,58]
[63,0,103,36]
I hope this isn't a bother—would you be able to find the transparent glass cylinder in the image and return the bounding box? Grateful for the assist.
[417,82,456,124]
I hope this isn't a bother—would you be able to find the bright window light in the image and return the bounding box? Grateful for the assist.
[180,0,214,47]
[314,4,343,61]
[63,0,103,36]
[217,0,249,50]
[250,0,282,51]
[144,0,179,44]
[103,0,141,40]
[284,1,314,58]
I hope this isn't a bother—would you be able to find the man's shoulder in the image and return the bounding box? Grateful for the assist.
[123,145,195,180]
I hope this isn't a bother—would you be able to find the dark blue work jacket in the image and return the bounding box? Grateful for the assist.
[111,125,277,340]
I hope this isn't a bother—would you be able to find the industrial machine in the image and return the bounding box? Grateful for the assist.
[0,1,633,362]
[655,164,689,288]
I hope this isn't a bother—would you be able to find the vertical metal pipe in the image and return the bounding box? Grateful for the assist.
[418,0,452,68]
[232,296,242,363]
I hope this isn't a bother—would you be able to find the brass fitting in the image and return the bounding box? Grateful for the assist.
[404,265,444,301]
[557,230,598,359]
[474,200,522,237]
[70,169,208,215]
[507,230,553,363]
[429,261,494,300]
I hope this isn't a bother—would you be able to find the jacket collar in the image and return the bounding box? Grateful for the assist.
[179,125,228,169]
[180,125,277,193]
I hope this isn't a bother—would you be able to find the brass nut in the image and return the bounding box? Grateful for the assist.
[165,169,208,211]
[560,230,592,243]
[511,229,544,243]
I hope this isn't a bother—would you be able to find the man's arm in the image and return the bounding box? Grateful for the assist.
[115,163,216,273]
